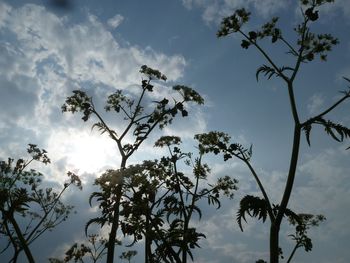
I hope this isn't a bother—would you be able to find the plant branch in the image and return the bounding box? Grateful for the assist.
[240,152,275,222]
[301,92,350,127]
[239,30,289,82]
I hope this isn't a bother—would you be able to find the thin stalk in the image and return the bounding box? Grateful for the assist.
[301,92,350,127]
[242,156,275,222]
[286,242,300,263]
[239,30,289,83]
[8,214,35,263]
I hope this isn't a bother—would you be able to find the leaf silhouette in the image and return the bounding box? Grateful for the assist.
[302,123,312,146]
[316,118,350,142]
[256,65,293,81]
[85,217,108,236]
[237,195,268,231]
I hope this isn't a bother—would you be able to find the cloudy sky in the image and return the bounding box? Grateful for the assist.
[1,0,350,262]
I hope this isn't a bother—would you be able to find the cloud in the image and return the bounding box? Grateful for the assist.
[307,94,325,115]
[312,0,350,21]
[199,145,350,262]
[0,3,187,90]
[181,0,290,24]
[294,148,350,237]
[46,128,122,178]
[107,14,124,29]
[0,2,190,169]
[0,5,209,260]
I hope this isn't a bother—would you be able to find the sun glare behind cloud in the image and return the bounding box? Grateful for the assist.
[48,129,119,175]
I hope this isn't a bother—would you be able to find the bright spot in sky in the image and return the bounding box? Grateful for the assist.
[68,135,112,173]
[48,129,119,174]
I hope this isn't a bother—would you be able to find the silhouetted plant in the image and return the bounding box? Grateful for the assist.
[0,144,82,263]
[201,0,350,262]
[87,135,237,263]
[119,250,137,263]
[49,234,109,263]
[285,214,325,262]
[62,65,204,263]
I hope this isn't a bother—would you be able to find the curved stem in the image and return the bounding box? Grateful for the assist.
[243,158,275,222]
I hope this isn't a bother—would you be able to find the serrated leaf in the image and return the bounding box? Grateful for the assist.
[85,217,107,236]
[303,124,312,146]
[343,76,350,83]
[316,118,350,143]
[237,195,268,231]
[256,65,276,81]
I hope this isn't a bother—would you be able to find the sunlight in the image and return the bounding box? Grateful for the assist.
[48,129,119,174]
[68,134,112,173]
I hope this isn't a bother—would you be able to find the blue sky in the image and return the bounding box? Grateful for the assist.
[1,0,350,262]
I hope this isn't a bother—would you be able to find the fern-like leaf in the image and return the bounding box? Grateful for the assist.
[302,123,312,146]
[92,122,107,135]
[273,205,301,224]
[316,118,350,142]
[237,195,268,231]
[191,204,202,220]
[256,65,276,81]
[256,65,293,81]
[343,76,350,85]
[85,217,107,236]
[89,192,103,207]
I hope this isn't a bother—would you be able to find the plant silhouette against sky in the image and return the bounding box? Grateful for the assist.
[62,65,206,262]
[0,145,82,263]
[195,0,350,262]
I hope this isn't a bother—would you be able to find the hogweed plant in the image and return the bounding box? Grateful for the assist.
[87,136,237,263]
[0,144,82,263]
[196,0,350,262]
[62,65,204,263]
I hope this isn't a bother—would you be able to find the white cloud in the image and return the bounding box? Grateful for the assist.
[313,0,350,21]
[294,148,350,237]
[200,145,350,262]
[182,0,193,9]
[181,0,291,24]
[107,14,124,29]
[0,2,11,28]
[307,93,325,115]
[0,3,206,184]
[1,3,187,90]
[183,0,348,26]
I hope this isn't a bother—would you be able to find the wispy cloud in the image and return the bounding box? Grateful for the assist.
[107,14,124,29]
[181,0,290,24]
[307,93,325,115]
[0,2,191,176]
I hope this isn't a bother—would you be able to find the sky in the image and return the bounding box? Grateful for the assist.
[1,0,350,262]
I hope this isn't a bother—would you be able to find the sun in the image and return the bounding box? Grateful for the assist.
[49,129,119,174]
[68,135,113,173]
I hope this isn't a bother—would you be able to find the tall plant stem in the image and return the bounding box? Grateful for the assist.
[8,214,35,263]
[270,124,301,263]
[106,158,126,263]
